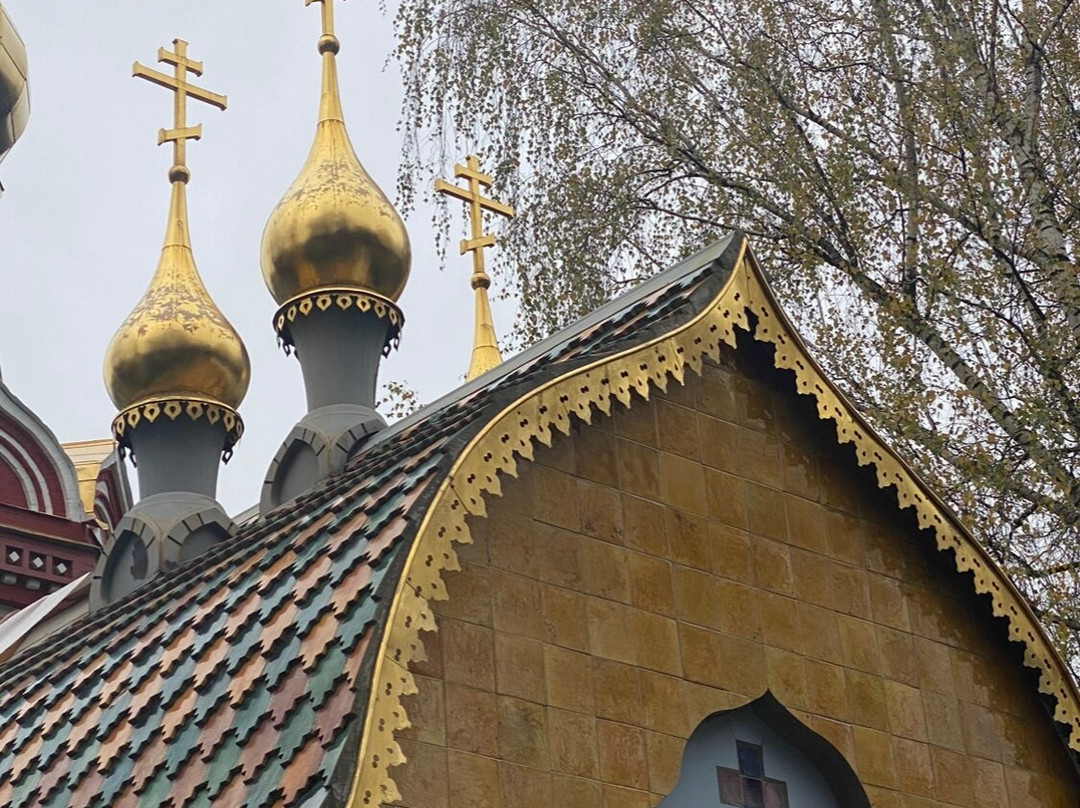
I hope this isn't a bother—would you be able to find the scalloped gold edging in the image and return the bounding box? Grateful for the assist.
[112,396,244,459]
[346,237,1080,807]
[273,287,404,356]
[737,246,1080,740]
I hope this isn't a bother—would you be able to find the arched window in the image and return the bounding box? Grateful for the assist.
[659,693,870,808]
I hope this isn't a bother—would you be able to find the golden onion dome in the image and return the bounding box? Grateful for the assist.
[260,30,411,306]
[104,180,251,412]
[0,5,29,163]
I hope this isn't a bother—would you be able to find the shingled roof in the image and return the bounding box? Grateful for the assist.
[5,232,1080,807]
[0,235,734,808]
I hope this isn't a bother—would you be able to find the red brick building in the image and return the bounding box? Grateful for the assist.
[0,380,129,617]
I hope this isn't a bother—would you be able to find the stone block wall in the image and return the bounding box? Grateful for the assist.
[390,348,1078,808]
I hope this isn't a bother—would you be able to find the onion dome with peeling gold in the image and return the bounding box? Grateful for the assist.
[260,3,411,318]
[104,177,251,449]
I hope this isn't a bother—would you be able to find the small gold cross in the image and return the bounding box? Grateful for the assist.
[435,155,516,286]
[436,155,516,380]
[133,39,227,180]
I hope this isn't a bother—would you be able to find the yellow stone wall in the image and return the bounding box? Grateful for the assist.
[391,349,1079,808]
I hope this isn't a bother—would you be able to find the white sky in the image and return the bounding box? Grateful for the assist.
[0,1,507,513]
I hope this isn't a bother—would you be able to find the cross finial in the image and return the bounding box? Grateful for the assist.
[133,40,227,183]
[436,155,516,380]
[306,0,343,53]
[435,155,516,287]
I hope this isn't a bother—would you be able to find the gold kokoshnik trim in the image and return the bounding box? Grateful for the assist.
[345,236,1080,808]
[273,287,404,356]
[112,397,245,460]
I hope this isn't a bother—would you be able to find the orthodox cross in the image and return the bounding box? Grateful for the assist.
[717,742,790,808]
[435,155,516,379]
[435,155,516,290]
[133,39,227,180]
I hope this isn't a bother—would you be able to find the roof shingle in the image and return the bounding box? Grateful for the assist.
[0,238,724,808]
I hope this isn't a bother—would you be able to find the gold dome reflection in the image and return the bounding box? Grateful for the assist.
[260,7,410,306]
[105,181,251,412]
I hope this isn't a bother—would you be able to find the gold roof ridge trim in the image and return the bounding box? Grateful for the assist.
[343,234,1080,807]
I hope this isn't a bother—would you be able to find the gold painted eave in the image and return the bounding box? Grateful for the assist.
[345,234,1080,807]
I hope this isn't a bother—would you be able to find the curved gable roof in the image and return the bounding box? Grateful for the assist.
[0,380,86,520]
[352,235,1080,804]
[0,234,1074,808]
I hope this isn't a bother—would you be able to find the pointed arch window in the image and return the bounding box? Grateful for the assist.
[659,693,869,808]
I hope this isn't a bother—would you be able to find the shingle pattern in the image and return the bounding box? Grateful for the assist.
[0,246,723,808]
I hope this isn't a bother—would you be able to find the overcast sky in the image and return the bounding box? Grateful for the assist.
[0,1,504,513]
